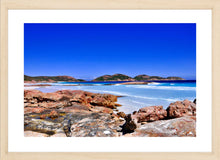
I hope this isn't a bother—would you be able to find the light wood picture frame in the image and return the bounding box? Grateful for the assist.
[1,0,220,160]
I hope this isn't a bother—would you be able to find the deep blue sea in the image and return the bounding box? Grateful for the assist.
[25,80,196,114]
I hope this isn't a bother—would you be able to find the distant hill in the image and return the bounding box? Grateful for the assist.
[93,74,185,81]
[93,74,135,81]
[134,74,150,81]
[24,74,185,83]
[134,75,184,81]
[166,77,185,80]
[24,75,85,82]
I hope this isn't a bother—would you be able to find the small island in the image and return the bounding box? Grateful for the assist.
[24,74,185,83]
[24,75,86,83]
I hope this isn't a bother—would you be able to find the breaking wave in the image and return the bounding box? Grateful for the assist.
[125,85,196,91]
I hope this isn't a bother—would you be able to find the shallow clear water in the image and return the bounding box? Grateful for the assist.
[26,81,196,114]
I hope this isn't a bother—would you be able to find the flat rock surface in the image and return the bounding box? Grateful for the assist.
[69,112,124,137]
[124,116,196,137]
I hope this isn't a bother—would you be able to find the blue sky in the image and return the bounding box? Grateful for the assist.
[24,23,196,80]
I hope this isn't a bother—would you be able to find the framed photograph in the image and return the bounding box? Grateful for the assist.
[1,0,219,160]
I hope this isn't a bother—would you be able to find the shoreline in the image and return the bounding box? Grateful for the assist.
[24,89,196,137]
[24,80,196,87]
[24,81,196,114]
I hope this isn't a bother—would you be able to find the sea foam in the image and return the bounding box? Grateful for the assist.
[125,85,196,91]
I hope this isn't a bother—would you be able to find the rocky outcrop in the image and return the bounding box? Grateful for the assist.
[131,106,167,123]
[24,90,119,113]
[124,116,196,137]
[166,99,196,118]
[24,89,124,137]
[193,99,196,104]
[121,100,196,136]
[117,112,126,118]
[24,89,196,137]
[121,114,137,134]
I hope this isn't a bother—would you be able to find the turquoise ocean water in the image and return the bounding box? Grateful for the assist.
[25,81,196,114]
